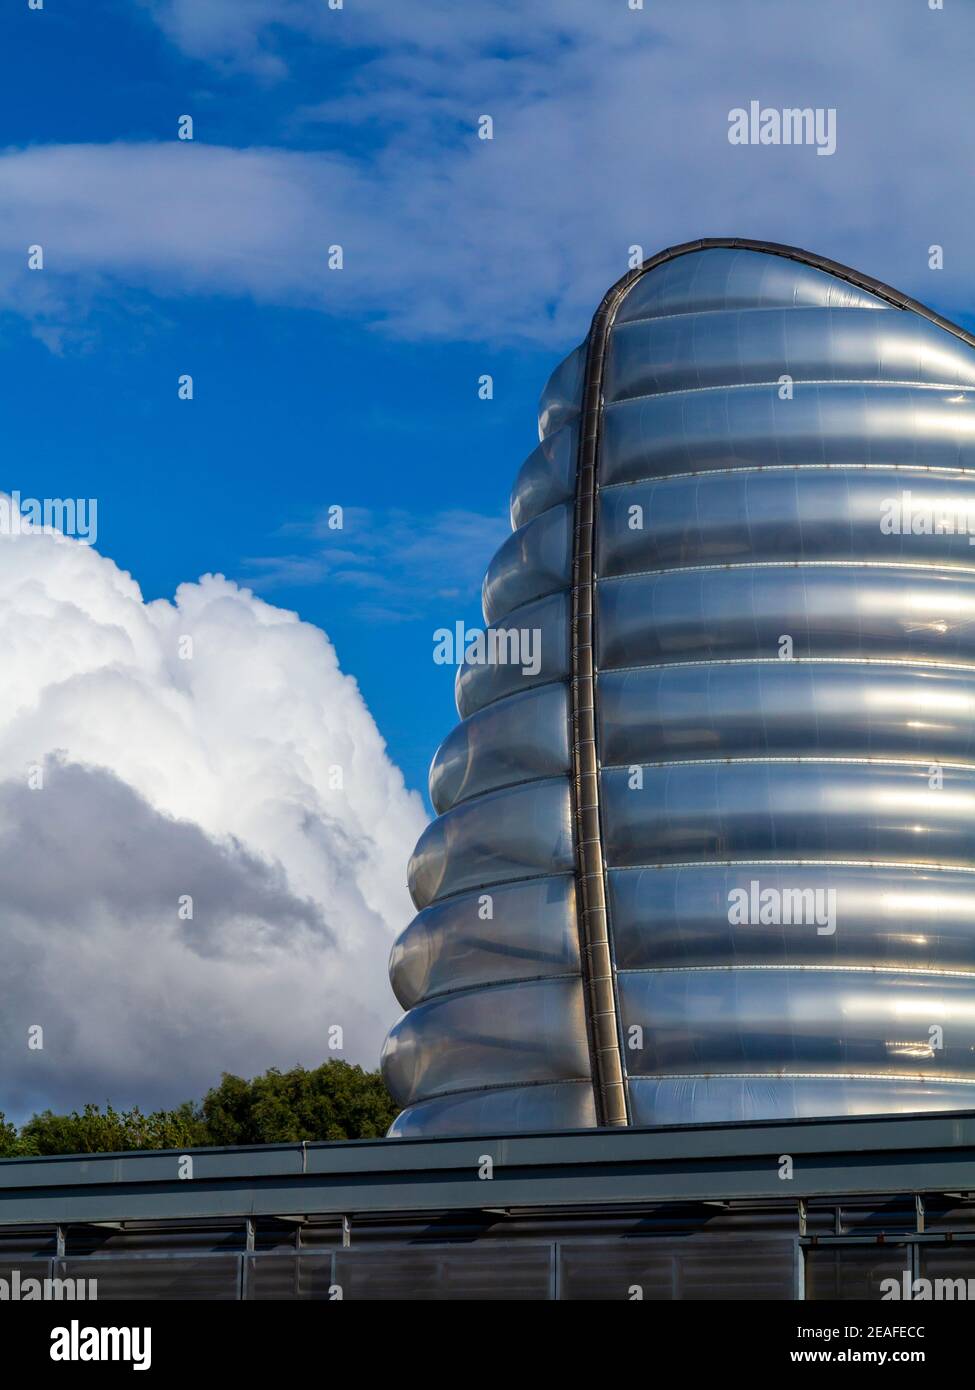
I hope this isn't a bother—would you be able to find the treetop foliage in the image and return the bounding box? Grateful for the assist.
[0,1061,397,1158]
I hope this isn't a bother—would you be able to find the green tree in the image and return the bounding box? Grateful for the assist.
[15,1101,208,1156]
[0,1111,18,1157]
[200,1061,397,1145]
[0,1063,397,1157]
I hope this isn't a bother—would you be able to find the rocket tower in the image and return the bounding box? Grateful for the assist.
[383,240,975,1137]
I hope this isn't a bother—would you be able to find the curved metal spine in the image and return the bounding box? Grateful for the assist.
[570,278,639,1127]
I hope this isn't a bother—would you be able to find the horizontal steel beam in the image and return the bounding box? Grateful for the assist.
[2,1110,975,1226]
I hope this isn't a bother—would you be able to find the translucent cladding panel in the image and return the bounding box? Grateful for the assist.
[600,761,975,867]
[387,1080,596,1138]
[246,1255,335,1301]
[597,468,975,575]
[510,421,578,530]
[609,864,975,973]
[805,1245,914,1301]
[333,1245,553,1301]
[538,342,586,440]
[600,384,975,486]
[603,308,975,403]
[455,591,569,719]
[482,501,572,625]
[389,874,579,1009]
[58,1257,240,1300]
[558,1239,795,1301]
[429,681,570,814]
[596,566,975,669]
[0,1262,54,1292]
[596,662,975,765]
[381,976,591,1105]
[614,247,888,324]
[629,1076,975,1127]
[408,777,573,910]
[918,1244,975,1296]
[618,967,975,1076]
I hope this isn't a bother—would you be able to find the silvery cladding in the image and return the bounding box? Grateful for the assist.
[381,241,975,1136]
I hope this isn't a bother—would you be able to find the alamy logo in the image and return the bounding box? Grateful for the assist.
[50,1320,150,1370]
[728,880,837,935]
[0,490,98,545]
[0,1270,96,1301]
[433,622,541,676]
[882,1270,975,1301]
[880,490,975,539]
[728,102,836,156]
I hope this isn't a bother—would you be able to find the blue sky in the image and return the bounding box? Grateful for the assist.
[1,2,549,795]
[0,287,530,794]
[3,0,975,801]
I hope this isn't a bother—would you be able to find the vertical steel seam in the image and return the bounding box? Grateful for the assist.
[571,269,642,1127]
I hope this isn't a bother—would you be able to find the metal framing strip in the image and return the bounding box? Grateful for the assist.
[4,1109,975,1224]
[570,273,637,1127]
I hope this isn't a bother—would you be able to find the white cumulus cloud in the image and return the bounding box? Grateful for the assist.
[0,507,427,1120]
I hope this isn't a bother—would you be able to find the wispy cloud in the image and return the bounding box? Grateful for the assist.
[139,0,628,77]
[245,505,509,620]
[4,2,975,347]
